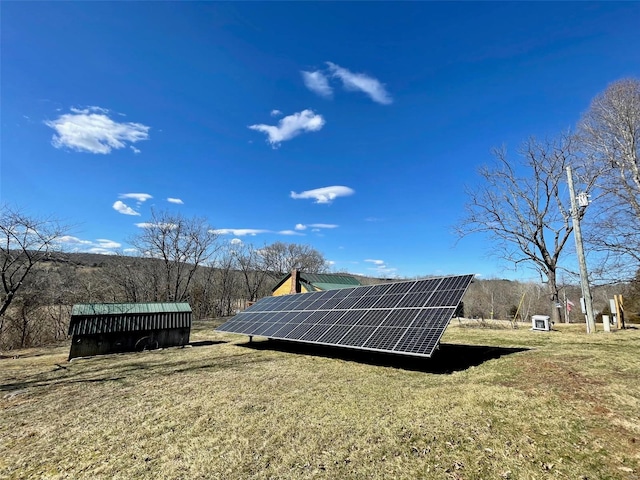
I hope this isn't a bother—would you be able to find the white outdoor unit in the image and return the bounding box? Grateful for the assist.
[531,315,551,331]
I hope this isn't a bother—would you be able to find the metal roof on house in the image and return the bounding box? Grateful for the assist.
[69,303,192,336]
[299,273,361,287]
[272,272,361,294]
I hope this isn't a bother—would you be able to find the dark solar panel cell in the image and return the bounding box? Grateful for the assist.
[367,283,393,296]
[352,295,383,309]
[364,327,406,351]
[407,278,440,293]
[334,310,367,325]
[393,328,442,355]
[271,322,301,338]
[380,309,419,328]
[396,292,433,308]
[318,298,343,309]
[356,309,392,326]
[334,296,363,309]
[287,323,314,340]
[307,299,329,309]
[316,324,353,344]
[386,281,415,294]
[299,324,338,342]
[337,326,379,346]
[319,310,348,325]
[372,294,404,309]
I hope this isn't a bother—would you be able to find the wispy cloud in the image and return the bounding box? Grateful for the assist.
[295,223,338,231]
[364,258,398,277]
[290,186,354,204]
[326,62,392,105]
[57,235,121,254]
[45,106,150,154]
[119,193,152,203]
[135,222,178,229]
[249,109,325,148]
[301,70,333,98]
[113,200,140,216]
[212,228,269,236]
[213,227,308,237]
[230,238,243,245]
[365,259,385,266]
[167,198,184,204]
[270,109,283,117]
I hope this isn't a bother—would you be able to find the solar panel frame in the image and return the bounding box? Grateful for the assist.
[216,274,473,358]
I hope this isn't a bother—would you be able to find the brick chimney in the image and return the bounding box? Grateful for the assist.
[290,268,300,294]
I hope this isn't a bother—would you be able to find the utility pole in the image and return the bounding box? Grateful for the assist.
[566,165,596,333]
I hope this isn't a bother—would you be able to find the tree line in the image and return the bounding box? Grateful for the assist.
[0,207,328,350]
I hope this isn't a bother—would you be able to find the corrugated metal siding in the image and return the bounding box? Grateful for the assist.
[69,305,192,336]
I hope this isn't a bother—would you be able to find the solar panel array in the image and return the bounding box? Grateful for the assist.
[216,274,473,358]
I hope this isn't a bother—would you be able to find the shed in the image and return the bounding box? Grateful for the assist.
[271,269,361,296]
[68,302,192,360]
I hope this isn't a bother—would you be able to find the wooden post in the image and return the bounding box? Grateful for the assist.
[614,294,625,329]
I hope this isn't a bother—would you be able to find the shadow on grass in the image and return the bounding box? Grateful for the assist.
[240,339,529,374]
[189,340,227,348]
[0,349,268,393]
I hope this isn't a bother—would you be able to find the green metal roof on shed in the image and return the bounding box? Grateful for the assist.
[69,302,192,336]
[71,303,192,316]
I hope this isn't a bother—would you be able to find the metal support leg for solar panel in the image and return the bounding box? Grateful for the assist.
[249,335,253,343]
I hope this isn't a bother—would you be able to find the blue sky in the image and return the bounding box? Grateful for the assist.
[2,2,639,280]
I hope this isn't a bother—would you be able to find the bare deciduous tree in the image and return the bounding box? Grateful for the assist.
[259,241,328,278]
[129,210,220,302]
[232,243,272,301]
[0,205,67,326]
[456,135,593,323]
[578,78,640,276]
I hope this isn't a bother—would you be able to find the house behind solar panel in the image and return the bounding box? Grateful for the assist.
[271,269,361,296]
[68,303,192,360]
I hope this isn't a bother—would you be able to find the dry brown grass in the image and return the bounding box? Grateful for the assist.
[1,320,639,479]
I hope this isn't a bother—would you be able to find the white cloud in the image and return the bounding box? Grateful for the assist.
[45,106,150,154]
[249,109,325,148]
[364,258,398,277]
[131,146,141,154]
[296,223,338,231]
[167,198,184,204]
[365,259,385,266]
[326,62,392,105]
[58,235,92,245]
[230,238,243,245]
[113,200,140,216]
[301,70,333,98]
[278,230,304,236]
[135,222,178,230]
[119,193,152,203]
[309,223,338,229]
[95,239,121,249]
[290,185,355,204]
[57,235,121,253]
[213,228,269,236]
[270,109,283,117]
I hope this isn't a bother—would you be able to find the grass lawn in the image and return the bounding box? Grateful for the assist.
[1,320,639,479]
